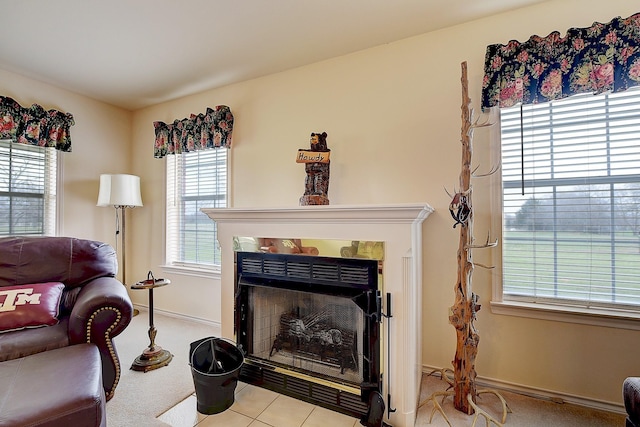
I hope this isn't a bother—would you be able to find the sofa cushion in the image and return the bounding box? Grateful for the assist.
[0,282,64,333]
[0,318,69,362]
[0,343,106,427]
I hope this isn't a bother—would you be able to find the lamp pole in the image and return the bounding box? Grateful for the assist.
[116,205,128,286]
[116,204,140,316]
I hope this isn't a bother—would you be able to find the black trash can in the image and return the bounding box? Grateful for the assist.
[190,337,244,415]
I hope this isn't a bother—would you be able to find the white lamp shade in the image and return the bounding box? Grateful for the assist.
[97,174,143,207]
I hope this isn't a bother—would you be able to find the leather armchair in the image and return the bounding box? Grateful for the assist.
[0,236,133,400]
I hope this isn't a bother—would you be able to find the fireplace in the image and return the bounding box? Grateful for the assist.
[202,204,433,427]
[235,251,382,418]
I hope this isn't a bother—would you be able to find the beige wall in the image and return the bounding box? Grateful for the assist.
[3,0,637,410]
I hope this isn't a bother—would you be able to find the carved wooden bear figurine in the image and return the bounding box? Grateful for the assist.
[299,132,330,205]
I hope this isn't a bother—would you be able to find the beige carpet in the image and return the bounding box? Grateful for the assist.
[106,310,626,426]
[106,308,221,426]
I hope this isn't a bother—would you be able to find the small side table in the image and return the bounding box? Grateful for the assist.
[130,272,173,372]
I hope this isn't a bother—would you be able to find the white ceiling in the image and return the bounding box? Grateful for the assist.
[0,0,549,110]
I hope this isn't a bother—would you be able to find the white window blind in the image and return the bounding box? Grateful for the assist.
[500,86,640,309]
[166,148,227,267]
[0,141,57,236]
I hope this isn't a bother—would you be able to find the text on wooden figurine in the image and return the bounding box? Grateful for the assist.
[296,150,330,163]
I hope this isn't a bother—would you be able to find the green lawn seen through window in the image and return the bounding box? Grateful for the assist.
[503,230,640,306]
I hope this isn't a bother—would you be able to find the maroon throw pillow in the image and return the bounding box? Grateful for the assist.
[0,282,65,333]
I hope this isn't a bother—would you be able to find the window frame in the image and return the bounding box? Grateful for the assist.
[0,140,59,237]
[162,148,230,279]
[489,89,640,330]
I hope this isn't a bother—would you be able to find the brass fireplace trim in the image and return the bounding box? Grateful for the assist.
[243,358,361,395]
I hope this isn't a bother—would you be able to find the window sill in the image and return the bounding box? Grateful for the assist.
[490,300,640,330]
[160,264,221,280]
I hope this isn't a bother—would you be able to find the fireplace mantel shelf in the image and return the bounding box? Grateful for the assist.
[203,203,434,223]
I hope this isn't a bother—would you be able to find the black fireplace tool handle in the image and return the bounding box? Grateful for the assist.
[381,292,396,419]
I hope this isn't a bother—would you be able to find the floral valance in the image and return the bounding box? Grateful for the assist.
[153,105,234,158]
[0,96,74,151]
[482,12,640,109]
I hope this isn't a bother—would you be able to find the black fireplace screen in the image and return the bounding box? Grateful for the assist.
[247,285,363,385]
[235,251,381,415]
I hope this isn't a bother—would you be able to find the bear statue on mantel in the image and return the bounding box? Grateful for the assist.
[297,132,330,205]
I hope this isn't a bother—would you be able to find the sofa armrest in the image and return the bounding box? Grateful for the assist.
[68,277,133,400]
[625,377,640,427]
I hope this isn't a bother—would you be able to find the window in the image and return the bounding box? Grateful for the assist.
[166,148,227,269]
[0,140,57,236]
[499,86,640,312]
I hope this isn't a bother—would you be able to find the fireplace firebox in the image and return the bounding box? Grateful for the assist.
[235,250,383,419]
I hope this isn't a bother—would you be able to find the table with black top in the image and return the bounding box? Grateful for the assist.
[130,275,173,372]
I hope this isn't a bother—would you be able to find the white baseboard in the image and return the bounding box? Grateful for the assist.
[132,304,222,332]
[422,364,625,415]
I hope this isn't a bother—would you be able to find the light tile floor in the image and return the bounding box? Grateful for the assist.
[157,382,361,427]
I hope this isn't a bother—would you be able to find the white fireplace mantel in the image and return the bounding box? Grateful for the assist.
[202,203,433,427]
[206,203,433,223]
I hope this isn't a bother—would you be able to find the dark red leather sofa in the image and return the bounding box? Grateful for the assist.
[0,236,133,401]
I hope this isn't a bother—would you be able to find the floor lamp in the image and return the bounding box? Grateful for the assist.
[97,174,143,297]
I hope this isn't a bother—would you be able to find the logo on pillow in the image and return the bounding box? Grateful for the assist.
[0,282,65,333]
[0,288,45,311]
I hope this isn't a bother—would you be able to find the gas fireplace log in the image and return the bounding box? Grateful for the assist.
[271,311,358,373]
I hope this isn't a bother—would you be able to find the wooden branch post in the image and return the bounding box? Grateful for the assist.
[420,61,504,425]
[449,61,480,415]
